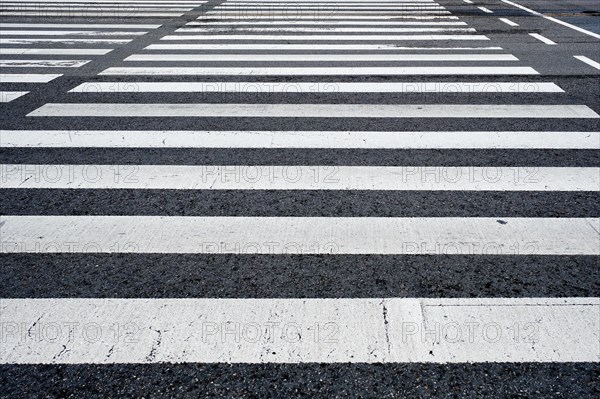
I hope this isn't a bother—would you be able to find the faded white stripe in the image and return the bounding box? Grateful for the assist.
[0,73,61,82]
[161,34,488,41]
[0,91,27,102]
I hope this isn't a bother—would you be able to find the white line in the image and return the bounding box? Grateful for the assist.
[477,6,493,13]
[0,0,204,3]
[145,44,503,50]
[3,130,597,149]
[218,3,442,7]
[161,34,489,41]
[186,21,468,25]
[29,103,597,118]
[125,53,518,62]
[213,6,447,10]
[0,23,162,28]
[0,73,61,82]
[0,2,200,8]
[0,38,131,44]
[574,55,600,70]
[0,6,193,11]
[0,12,185,17]
[0,30,147,36]
[2,298,598,364]
[197,15,460,19]
[175,27,476,33]
[1,216,598,255]
[498,17,519,27]
[70,81,560,93]
[206,10,452,14]
[529,33,556,45]
[0,60,90,68]
[463,0,473,3]
[0,48,112,55]
[99,67,537,75]
[501,0,600,39]
[2,165,596,191]
[0,91,27,102]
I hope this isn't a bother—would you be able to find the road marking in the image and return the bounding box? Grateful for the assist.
[186,21,468,25]
[145,44,503,50]
[70,81,560,93]
[2,165,596,191]
[0,23,162,28]
[206,10,452,14]
[161,34,488,41]
[0,48,112,55]
[0,30,147,36]
[1,216,598,255]
[463,0,473,3]
[175,27,476,33]
[0,91,27,102]
[2,298,598,364]
[501,0,600,39]
[0,12,186,17]
[0,60,90,68]
[31,103,597,118]
[529,33,556,45]
[0,73,61,82]
[1,0,205,3]
[3,130,597,149]
[0,6,194,11]
[478,6,493,13]
[0,2,199,7]
[196,15,460,19]
[574,55,600,70]
[99,66,538,75]
[125,53,518,62]
[499,17,519,27]
[0,38,131,44]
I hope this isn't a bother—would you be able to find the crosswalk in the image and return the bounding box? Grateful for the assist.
[0,0,599,388]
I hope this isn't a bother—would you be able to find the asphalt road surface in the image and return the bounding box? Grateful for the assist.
[0,0,599,397]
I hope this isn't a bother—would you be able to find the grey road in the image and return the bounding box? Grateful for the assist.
[0,0,599,397]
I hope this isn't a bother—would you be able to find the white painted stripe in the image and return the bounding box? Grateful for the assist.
[0,73,61,82]
[145,44,503,50]
[161,34,489,41]
[186,21,468,25]
[2,165,596,191]
[0,12,185,17]
[99,66,537,75]
[29,103,597,118]
[0,48,112,55]
[478,6,493,13]
[0,6,193,11]
[207,10,452,14]
[221,3,441,6]
[0,0,204,3]
[70,81,561,93]
[499,17,519,27]
[2,298,598,364]
[0,38,131,44]
[574,55,600,70]
[125,53,518,62]
[0,30,147,36]
[213,6,447,10]
[501,0,600,39]
[0,59,90,68]
[0,91,27,102]
[175,27,476,33]
[202,0,436,2]
[0,23,162,28]
[463,0,473,3]
[529,33,556,45]
[0,2,200,7]
[1,216,598,255]
[3,130,597,149]
[197,15,460,19]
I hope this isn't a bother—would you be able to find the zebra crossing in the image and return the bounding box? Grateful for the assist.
[0,0,599,394]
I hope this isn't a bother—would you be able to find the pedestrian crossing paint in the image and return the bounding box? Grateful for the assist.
[0,30,148,36]
[0,48,112,55]
[0,60,90,68]
[1,298,597,363]
[70,81,561,93]
[161,34,488,41]
[145,44,503,50]
[1,216,598,255]
[186,21,468,25]
[0,38,132,44]
[175,27,475,33]
[0,23,162,28]
[2,130,597,149]
[0,73,61,82]
[2,165,596,191]
[0,91,28,102]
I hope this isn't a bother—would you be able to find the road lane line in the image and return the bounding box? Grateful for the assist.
[574,55,600,70]
[2,165,596,191]
[477,6,493,13]
[499,17,519,27]
[1,216,598,255]
[3,130,597,149]
[529,33,556,45]
[1,298,598,363]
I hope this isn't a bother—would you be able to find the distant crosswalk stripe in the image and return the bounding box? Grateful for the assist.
[0,60,90,68]
[186,21,468,25]
[2,130,597,149]
[1,216,598,255]
[0,48,112,55]
[30,103,598,118]
[2,165,596,191]
[175,27,475,33]
[0,23,162,28]
[195,15,460,19]
[0,38,131,44]
[0,0,205,3]
[2,298,597,363]
[98,67,537,75]
[0,30,147,36]
[125,53,517,61]
[161,34,488,41]
[0,73,61,82]
[0,91,28,102]
[145,44,503,50]
[0,6,194,11]
[70,81,560,93]
[0,12,186,17]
